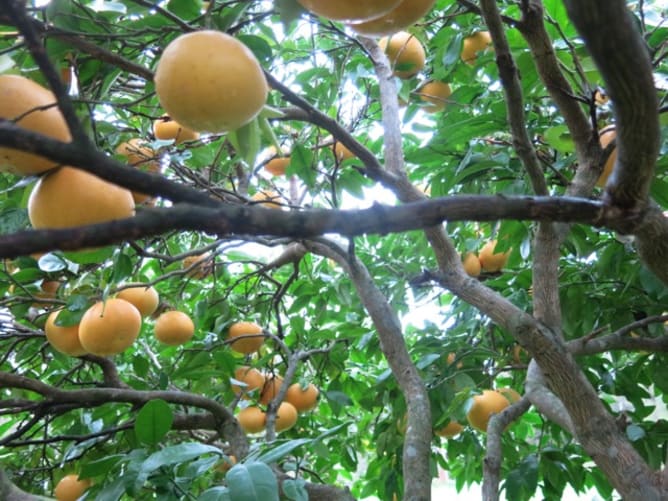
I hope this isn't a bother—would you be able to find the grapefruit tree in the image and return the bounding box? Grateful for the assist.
[0,1,666,501]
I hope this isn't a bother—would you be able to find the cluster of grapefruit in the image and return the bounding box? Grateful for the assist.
[44,284,194,358]
[462,239,512,277]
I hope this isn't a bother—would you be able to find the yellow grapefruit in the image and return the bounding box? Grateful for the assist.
[275,401,298,432]
[417,80,452,112]
[154,310,195,346]
[349,0,436,37]
[54,474,91,501]
[237,406,266,434]
[231,366,266,398]
[182,252,213,279]
[461,31,492,64]
[434,420,464,438]
[259,374,284,405]
[116,285,159,317]
[378,31,426,79]
[297,0,402,22]
[28,167,135,229]
[497,387,521,404]
[45,309,87,357]
[228,321,264,354]
[251,190,283,209]
[462,252,481,277]
[153,115,200,143]
[596,126,617,187]
[264,156,291,176]
[333,142,355,162]
[154,30,268,133]
[478,240,511,272]
[78,298,142,356]
[466,389,510,432]
[285,383,319,412]
[0,75,71,176]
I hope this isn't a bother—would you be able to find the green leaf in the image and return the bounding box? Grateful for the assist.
[166,0,202,19]
[134,399,174,446]
[287,145,316,187]
[282,478,308,501]
[199,486,231,501]
[226,462,279,501]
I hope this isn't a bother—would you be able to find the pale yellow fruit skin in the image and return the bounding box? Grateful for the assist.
[275,401,298,432]
[232,366,266,398]
[379,31,426,79]
[417,80,452,113]
[153,116,200,144]
[285,383,319,412]
[434,420,464,438]
[54,474,91,501]
[228,321,264,353]
[154,310,195,346]
[117,285,160,317]
[596,126,617,187]
[28,167,135,229]
[78,298,142,356]
[461,31,492,64]
[349,0,436,37]
[45,310,87,357]
[0,75,71,175]
[466,389,510,432]
[154,30,268,133]
[237,406,266,434]
[297,0,402,22]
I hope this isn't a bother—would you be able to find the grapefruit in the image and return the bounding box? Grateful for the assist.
[231,366,266,398]
[28,167,135,229]
[596,126,616,187]
[45,309,87,357]
[237,406,266,434]
[259,374,284,405]
[116,285,159,317]
[378,31,426,79]
[154,30,268,133]
[0,75,71,176]
[115,139,160,204]
[333,142,355,162]
[297,0,402,22]
[497,387,521,404]
[78,298,142,356]
[275,402,298,432]
[54,474,91,501]
[478,240,510,272]
[434,420,464,438]
[461,31,492,64]
[349,0,436,37]
[264,156,291,176]
[466,389,510,432]
[153,115,200,143]
[462,252,481,277]
[182,252,213,279]
[285,382,319,412]
[154,310,195,346]
[251,190,283,209]
[417,80,452,113]
[228,321,264,354]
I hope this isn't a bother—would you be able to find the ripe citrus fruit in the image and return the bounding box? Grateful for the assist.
[28,167,135,230]
[78,298,142,356]
[478,240,511,272]
[251,190,283,209]
[33,279,62,306]
[237,406,266,434]
[153,115,200,144]
[45,309,87,357]
[434,420,464,438]
[228,321,264,354]
[116,285,159,317]
[378,31,426,79]
[333,142,355,162]
[260,374,284,405]
[285,383,319,412]
[417,80,452,112]
[349,0,436,37]
[596,125,616,187]
[446,352,463,368]
[466,389,510,432]
[154,310,195,346]
[462,252,481,277]
[115,139,161,204]
[497,387,521,404]
[231,366,266,398]
[264,156,291,176]
[275,401,298,432]
[297,0,402,22]
[0,75,71,176]
[461,31,492,64]
[54,474,91,501]
[215,455,237,473]
[154,30,268,133]
[182,252,213,279]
